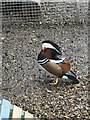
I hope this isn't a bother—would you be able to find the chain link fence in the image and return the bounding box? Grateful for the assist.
[1,1,41,23]
[0,0,89,24]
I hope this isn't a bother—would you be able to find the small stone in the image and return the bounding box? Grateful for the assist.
[46,89,52,93]
[24,96,28,99]
[1,37,5,40]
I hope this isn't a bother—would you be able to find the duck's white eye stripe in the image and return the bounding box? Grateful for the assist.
[42,43,54,49]
[42,43,60,54]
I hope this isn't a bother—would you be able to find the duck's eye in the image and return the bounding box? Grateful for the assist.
[44,47,46,50]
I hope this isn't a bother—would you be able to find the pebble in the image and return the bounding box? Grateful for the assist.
[46,89,52,93]
[1,37,5,40]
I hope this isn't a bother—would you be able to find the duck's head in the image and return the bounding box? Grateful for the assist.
[42,40,62,55]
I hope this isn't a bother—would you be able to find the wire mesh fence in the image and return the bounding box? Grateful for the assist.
[1,1,41,23]
[0,0,89,25]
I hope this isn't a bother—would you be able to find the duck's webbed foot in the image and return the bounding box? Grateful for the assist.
[50,76,58,85]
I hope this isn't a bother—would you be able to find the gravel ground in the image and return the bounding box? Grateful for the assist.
[2,21,89,119]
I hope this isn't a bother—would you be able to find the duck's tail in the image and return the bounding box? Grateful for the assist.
[63,70,79,84]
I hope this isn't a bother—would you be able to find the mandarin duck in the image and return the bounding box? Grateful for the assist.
[37,40,79,85]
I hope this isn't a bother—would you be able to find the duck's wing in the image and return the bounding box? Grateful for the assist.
[50,58,66,64]
[63,70,79,84]
[50,58,73,64]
